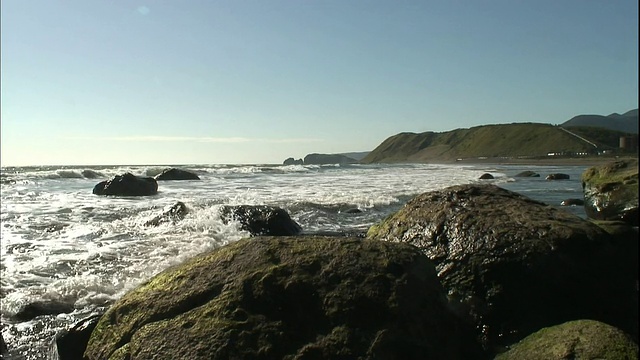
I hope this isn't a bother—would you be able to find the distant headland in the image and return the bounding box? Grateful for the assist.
[284,109,638,166]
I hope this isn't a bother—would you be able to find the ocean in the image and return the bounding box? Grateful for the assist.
[0,162,591,359]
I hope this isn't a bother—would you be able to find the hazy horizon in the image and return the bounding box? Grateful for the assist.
[2,1,638,166]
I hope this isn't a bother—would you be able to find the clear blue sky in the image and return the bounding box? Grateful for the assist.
[1,1,638,166]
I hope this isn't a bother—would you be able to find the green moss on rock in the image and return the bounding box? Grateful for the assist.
[495,320,639,360]
[85,237,475,359]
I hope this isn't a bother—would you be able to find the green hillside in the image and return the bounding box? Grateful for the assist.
[361,123,625,164]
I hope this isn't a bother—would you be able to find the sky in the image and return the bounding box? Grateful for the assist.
[1,1,638,166]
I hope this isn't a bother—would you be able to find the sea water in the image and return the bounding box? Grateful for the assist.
[0,162,591,359]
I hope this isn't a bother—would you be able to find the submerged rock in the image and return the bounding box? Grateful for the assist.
[514,171,540,177]
[479,173,494,180]
[367,184,637,352]
[92,173,158,196]
[545,173,570,180]
[560,198,584,206]
[495,320,639,360]
[220,205,302,236]
[14,300,75,322]
[144,202,189,227]
[84,237,477,360]
[582,158,638,226]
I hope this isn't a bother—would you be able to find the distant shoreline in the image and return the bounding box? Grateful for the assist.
[440,155,638,167]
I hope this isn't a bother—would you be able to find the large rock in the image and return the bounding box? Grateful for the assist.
[84,237,477,360]
[495,320,639,360]
[582,158,638,226]
[154,168,200,180]
[92,173,158,196]
[367,184,637,352]
[220,205,303,236]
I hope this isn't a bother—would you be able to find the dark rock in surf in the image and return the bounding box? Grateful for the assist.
[220,205,302,236]
[367,184,637,353]
[479,173,494,180]
[84,237,479,360]
[341,208,362,214]
[144,202,189,227]
[494,320,639,360]
[560,198,584,206]
[283,157,304,165]
[581,159,638,226]
[51,314,102,360]
[14,300,75,321]
[514,171,540,177]
[1,333,7,357]
[92,173,158,196]
[545,173,570,180]
[154,168,200,181]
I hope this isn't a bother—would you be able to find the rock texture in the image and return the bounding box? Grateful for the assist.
[582,158,638,226]
[366,184,637,351]
[495,320,639,360]
[84,237,476,360]
[154,168,200,181]
[220,205,303,236]
[92,173,158,196]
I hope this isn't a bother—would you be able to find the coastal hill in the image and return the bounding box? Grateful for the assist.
[286,109,638,165]
[360,122,636,164]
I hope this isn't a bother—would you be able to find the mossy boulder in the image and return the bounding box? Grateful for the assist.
[495,319,639,360]
[84,237,475,360]
[367,184,637,352]
[582,158,639,225]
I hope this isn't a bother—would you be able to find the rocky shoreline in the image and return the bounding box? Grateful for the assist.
[4,159,637,360]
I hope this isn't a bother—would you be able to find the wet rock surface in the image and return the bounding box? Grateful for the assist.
[84,237,476,360]
[92,173,158,196]
[367,184,637,351]
[154,168,200,181]
[220,205,303,236]
[582,158,638,225]
[495,319,639,360]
